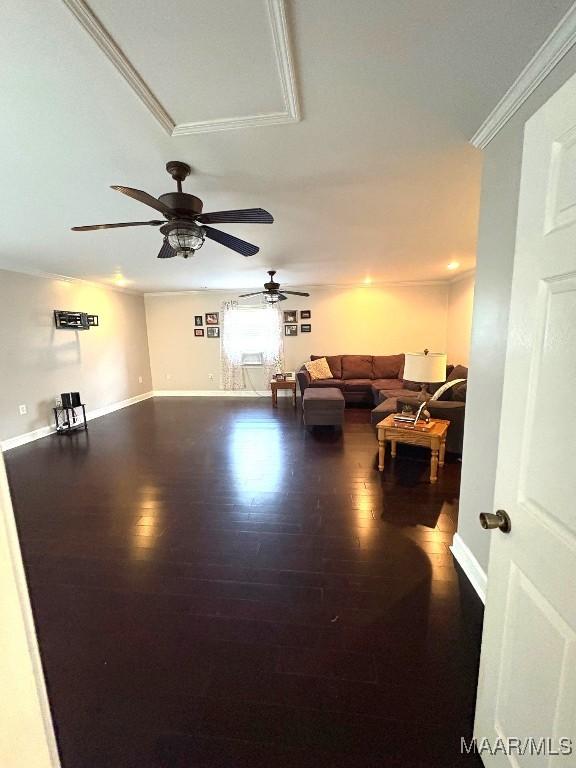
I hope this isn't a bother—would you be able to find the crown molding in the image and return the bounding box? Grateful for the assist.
[62,0,175,133]
[143,277,465,297]
[448,268,476,285]
[63,0,300,136]
[0,262,142,296]
[471,4,576,149]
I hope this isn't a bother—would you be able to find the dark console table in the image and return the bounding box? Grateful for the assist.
[53,404,88,434]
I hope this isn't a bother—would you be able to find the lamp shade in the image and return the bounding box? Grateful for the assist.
[403,351,447,383]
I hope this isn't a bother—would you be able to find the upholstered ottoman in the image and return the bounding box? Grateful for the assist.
[303,387,345,427]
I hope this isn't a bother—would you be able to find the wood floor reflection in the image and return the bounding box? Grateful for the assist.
[6,398,483,768]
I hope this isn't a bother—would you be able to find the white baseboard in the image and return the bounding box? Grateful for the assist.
[450,533,487,604]
[0,391,153,452]
[152,389,282,398]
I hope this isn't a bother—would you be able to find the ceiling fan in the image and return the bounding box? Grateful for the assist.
[239,270,310,303]
[71,161,273,259]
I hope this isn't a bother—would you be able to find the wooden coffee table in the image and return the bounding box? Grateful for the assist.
[376,414,450,483]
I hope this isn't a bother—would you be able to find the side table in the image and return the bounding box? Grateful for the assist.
[376,414,449,483]
[270,380,297,408]
[53,404,88,434]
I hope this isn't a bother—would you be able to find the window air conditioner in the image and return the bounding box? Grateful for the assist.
[241,352,263,366]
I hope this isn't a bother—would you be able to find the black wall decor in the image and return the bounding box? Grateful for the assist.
[54,310,99,330]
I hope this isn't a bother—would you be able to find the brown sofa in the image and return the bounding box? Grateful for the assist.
[297,354,406,405]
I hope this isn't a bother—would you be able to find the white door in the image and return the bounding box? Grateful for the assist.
[474,71,576,763]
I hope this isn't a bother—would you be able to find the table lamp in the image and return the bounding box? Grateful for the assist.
[403,349,447,400]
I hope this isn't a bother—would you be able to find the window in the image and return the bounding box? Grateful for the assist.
[221,303,284,390]
[223,306,281,363]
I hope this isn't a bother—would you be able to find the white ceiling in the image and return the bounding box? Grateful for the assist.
[0,0,573,292]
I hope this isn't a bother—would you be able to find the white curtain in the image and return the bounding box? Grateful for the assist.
[220,300,244,390]
[261,304,284,386]
[220,300,284,391]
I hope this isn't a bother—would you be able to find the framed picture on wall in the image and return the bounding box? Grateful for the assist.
[300,310,311,319]
[194,315,203,326]
[194,328,204,337]
[285,324,298,336]
[206,326,220,338]
[205,312,219,325]
[283,310,297,323]
[301,324,311,333]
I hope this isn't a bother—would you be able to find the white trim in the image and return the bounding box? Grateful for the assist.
[448,269,476,285]
[0,263,142,296]
[0,452,61,766]
[63,0,300,136]
[62,0,174,133]
[450,533,487,603]
[0,391,153,452]
[143,278,457,298]
[471,4,576,149]
[153,389,274,398]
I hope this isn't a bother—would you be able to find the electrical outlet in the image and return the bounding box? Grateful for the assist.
[208,373,214,381]
[166,373,172,381]
[18,404,27,416]
[138,376,143,384]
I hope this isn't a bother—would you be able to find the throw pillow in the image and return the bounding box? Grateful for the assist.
[305,357,333,381]
[429,378,466,402]
[310,355,342,378]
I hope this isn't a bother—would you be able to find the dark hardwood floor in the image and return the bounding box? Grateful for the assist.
[6,398,483,768]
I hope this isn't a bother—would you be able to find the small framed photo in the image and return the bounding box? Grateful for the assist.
[285,324,298,336]
[283,310,297,323]
[300,310,311,320]
[274,373,286,381]
[301,324,311,333]
[206,326,220,338]
[205,312,219,325]
[194,315,203,326]
[194,328,204,337]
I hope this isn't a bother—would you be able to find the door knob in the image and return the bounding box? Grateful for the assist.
[479,509,511,533]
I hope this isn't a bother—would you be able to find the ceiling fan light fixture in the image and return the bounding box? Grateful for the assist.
[161,221,205,258]
[264,292,280,304]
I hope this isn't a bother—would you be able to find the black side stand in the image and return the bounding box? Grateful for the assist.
[53,404,88,434]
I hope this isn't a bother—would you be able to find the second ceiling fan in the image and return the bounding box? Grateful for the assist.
[239,270,309,303]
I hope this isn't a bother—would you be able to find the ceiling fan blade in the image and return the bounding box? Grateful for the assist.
[281,290,311,297]
[197,208,273,225]
[71,220,162,231]
[111,186,174,216]
[203,226,259,257]
[238,291,265,297]
[157,239,176,259]
[277,293,288,301]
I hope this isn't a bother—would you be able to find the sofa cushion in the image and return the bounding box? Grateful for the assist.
[371,379,404,400]
[342,379,374,393]
[451,380,467,402]
[447,364,468,382]
[305,357,333,380]
[310,355,342,379]
[372,354,404,379]
[303,387,345,403]
[308,378,345,390]
[378,387,424,405]
[341,355,373,380]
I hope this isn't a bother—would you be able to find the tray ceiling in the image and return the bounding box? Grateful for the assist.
[0,0,574,292]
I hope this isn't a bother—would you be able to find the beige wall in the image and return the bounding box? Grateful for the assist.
[447,273,475,366]
[145,283,453,392]
[0,270,152,441]
[457,48,576,574]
